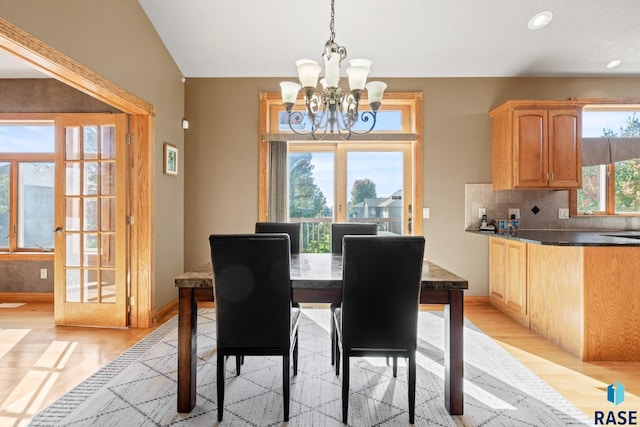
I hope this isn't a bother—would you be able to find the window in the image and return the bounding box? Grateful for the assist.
[259,91,423,252]
[0,122,55,251]
[575,108,640,215]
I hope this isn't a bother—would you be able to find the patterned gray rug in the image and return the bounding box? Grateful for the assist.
[30,309,593,426]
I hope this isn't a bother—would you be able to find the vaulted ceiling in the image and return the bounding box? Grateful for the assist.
[2,1,639,79]
[137,0,640,78]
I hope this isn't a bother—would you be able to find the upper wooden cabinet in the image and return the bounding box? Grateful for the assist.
[490,100,583,190]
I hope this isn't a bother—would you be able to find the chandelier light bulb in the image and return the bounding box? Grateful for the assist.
[280,81,301,105]
[297,61,321,88]
[349,58,372,69]
[366,81,387,105]
[346,66,369,91]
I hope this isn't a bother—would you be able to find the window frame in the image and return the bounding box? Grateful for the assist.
[0,117,55,258]
[258,91,423,235]
[570,102,640,217]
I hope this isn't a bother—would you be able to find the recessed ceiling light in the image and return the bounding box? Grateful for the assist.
[528,11,553,30]
[606,59,622,69]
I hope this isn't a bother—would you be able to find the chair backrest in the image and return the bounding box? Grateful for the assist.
[341,235,425,350]
[209,234,292,348]
[255,222,301,254]
[331,222,378,254]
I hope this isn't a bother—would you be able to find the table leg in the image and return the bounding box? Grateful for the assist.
[177,287,197,412]
[444,290,464,415]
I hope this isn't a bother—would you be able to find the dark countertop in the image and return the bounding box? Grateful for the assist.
[175,253,468,290]
[467,229,640,246]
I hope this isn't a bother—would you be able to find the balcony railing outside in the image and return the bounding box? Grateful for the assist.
[289,217,402,253]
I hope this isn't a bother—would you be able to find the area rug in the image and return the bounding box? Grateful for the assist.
[30,309,593,426]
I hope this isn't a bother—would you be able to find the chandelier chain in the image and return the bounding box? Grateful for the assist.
[329,0,335,43]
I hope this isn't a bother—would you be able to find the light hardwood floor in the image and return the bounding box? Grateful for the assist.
[1,299,638,426]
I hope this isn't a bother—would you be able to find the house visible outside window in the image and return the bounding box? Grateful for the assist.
[577,109,640,215]
[0,122,55,251]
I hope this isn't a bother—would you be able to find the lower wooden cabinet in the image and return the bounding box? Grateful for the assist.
[489,237,528,327]
[488,236,640,361]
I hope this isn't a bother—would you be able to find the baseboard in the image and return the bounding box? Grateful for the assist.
[0,292,54,303]
[464,296,490,305]
[154,300,177,323]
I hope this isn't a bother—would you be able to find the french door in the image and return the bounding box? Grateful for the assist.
[54,114,128,327]
[289,142,414,251]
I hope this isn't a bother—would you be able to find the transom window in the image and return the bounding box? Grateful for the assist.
[0,122,55,251]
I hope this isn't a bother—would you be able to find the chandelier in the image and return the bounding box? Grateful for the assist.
[279,0,387,140]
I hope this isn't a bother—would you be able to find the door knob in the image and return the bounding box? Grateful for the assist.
[54,227,63,234]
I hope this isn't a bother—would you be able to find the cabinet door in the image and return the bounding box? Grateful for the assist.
[514,110,548,188]
[548,109,581,189]
[489,238,507,303]
[505,240,527,314]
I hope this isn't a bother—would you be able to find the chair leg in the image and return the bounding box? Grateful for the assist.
[409,352,416,424]
[392,356,398,378]
[217,353,225,422]
[335,335,340,376]
[330,303,337,365]
[236,355,242,376]
[283,355,290,421]
[342,353,349,424]
[293,330,299,376]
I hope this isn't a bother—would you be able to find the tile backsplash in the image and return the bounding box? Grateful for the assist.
[465,183,640,231]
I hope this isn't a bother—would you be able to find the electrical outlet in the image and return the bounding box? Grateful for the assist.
[478,207,486,218]
[40,268,47,279]
[559,208,569,219]
[508,208,520,219]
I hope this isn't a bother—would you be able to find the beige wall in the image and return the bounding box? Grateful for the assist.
[0,1,185,309]
[185,77,640,296]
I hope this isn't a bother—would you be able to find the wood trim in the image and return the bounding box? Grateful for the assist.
[258,93,268,221]
[413,92,423,236]
[154,298,177,324]
[0,253,54,261]
[0,17,154,116]
[0,292,53,303]
[129,114,155,328]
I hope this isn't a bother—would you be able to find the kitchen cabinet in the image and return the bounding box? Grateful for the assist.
[486,232,640,361]
[490,100,583,190]
[489,237,528,327]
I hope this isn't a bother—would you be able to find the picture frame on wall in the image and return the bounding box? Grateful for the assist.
[163,143,178,176]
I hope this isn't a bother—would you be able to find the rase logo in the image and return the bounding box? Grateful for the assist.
[595,381,637,425]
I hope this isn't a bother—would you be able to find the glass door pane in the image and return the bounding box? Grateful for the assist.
[54,114,127,327]
[288,151,333,253]
[346,151,404,235]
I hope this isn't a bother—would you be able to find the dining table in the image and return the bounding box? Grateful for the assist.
[174,253,468,415]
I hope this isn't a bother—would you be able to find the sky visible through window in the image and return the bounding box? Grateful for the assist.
[582,111,638,137]
[307,152,402,209]
[0,124,55,152]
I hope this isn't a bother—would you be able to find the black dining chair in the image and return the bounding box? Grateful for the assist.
[333,235,425,424]
[255,222,301,254]
[329,222,378,366]
[330,222,378,254]
[209,233,300,422]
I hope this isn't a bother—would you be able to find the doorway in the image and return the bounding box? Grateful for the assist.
[0,18,155,328]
